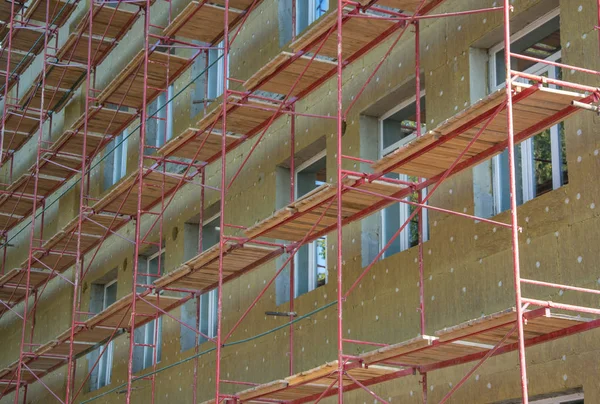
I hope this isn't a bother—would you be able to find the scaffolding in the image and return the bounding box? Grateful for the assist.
[0,0,598,403]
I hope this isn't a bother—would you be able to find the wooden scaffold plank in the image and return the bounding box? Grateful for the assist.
[372,84,587,179]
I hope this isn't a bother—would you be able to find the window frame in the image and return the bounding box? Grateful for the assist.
[378,91,426,156]
[488,8,564,213]
[198,289,218,343]
[138,248,165,371]
[198,213,220,343]
[94,279,117,390]
[378,94,428,257]
[488,8,560,90]
[293,149,327,296]
[295,0,329,36]
[207,40,229,102]
[148,86,174,149]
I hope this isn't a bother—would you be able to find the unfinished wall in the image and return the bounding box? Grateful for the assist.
[1,0,599,402]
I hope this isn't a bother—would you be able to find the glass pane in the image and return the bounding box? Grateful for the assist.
[382,174,401,257]
[533,129,553,197]
[143,322,156,367]
[296,244,310,296]
[495,15,560,86]
[202,217,220,251]
[559,122,568,185]
[104,283,117,308]
[496,147,523,213]
[407,175,420,248]
[296,0,329,35]
[210,291,218,338]
[314,0,328,18]
[316,237,327,287]
[199,292,210,344]
[382,98,426,151]
[156,318,162,363]
[294,155,327,295]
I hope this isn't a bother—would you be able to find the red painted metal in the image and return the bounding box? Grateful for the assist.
[11,0,54,400]
[521,279,600,295]
[521,298,600,316]
[504,2,528,402]
[214,0,230,401]
[335,3,345,403]
[5,0,600,402]
[64,0,96,399]
[345,101,506,299]
[125,1,152,401]
[438,325,517,403]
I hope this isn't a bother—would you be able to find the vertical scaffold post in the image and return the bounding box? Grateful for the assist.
[336,0,344,403]
[126,0,152,401]
[13,0,52,401]
[288,0,297,378]
[503,1,528,402]
[414,19,428,403]
[65,0,96,402]
[193,168,205,401]
[0,0,18,161]
[215,0,230,402]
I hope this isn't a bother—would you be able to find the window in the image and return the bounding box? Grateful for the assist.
[197,215,219,343]
[296,0,329,35]
[379,94,428,258]
[488,9,566,214]
[146,86,174,154]
[102,103,129,191]
[294,151,328,297]
[95,280,116,389]
[103,131,128,191]
[191,40,229,117]
[180,214,220,350]
[208,40,228,102]
[133,248,164,372]
[88,273,118,391]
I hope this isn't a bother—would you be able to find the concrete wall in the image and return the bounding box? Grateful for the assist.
[1,0,600,402]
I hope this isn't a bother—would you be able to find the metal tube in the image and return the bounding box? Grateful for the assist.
[335,1,344,402]
[215,0,230,401]
[125,1,152,401]
[438,326,517,404]
[65,0,96,400]
[521,278,600,294]
[521,298,600,316]
[503,2,528,402]
[13,0,53,400]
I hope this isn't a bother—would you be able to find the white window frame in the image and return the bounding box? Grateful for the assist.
[150,86,174,148]
[307,0,328,26]
[139,248,164,370]
[488,8,560,90]
[296,0,329,35]
[378,91,426,156]
[198,289,218,342]
[208,40,229,101]
[378,95,428,256]
[488,8,564,213]
[111,130,128,186]
[294,149,327,296]
[95,279,117,390]
[198,214,219,342]
[531,392,584,404]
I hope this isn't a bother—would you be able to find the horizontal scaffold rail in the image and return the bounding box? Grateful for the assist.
[0,292,185,393]
[213,307,597,403]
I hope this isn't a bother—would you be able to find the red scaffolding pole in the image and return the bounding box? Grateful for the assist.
[3,0,600,403]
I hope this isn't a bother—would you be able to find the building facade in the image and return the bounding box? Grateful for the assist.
[0,0,598,403]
